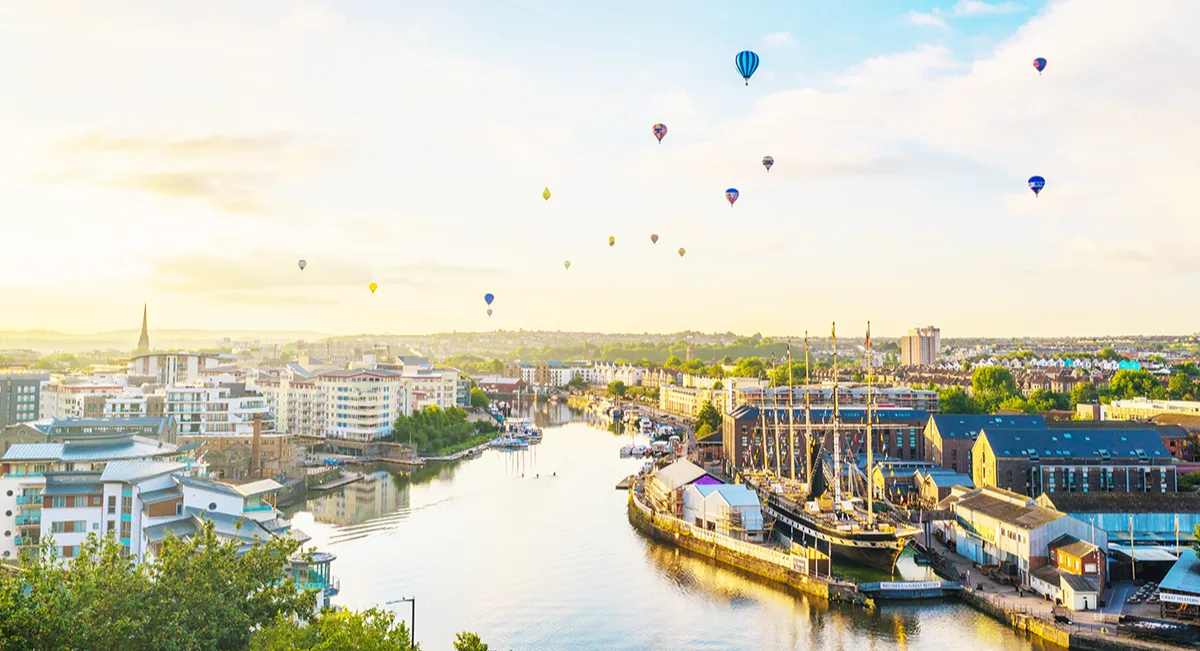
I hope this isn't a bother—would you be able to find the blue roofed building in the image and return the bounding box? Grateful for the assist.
[923,414,1047,475]
[973,427,1176,498]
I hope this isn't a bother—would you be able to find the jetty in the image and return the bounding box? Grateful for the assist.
[422,441,491,463]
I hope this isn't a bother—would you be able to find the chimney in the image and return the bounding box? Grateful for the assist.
[249,414,263,479]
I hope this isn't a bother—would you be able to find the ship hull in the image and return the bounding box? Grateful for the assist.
[760,493,915,573]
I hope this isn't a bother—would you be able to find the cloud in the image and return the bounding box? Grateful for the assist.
[111,172,269,214]
[907,10,949,28]
[764,31,796,47]
[54,131,340,161]
[953,1,1022,15]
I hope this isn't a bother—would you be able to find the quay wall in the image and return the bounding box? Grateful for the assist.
[626,493,862,607]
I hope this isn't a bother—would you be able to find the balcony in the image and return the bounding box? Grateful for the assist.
[16,496,42,506]
[15,515,41,526]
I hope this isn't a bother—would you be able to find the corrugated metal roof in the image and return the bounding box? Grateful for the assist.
[1061,573,1100,593]
[144,517,197,543]
[43,482,103,496]
[1049,534,1100,559]
[2,443,64,461]
[174,475,244,498]
[139,486,183,504]
[955,491,1064,530]
[100,460,185,483]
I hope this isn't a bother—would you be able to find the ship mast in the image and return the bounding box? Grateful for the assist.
[866,321,874,528]
[757,370,770,474]
[804,332,814,496]
[787,340,796,483]
[773,358,781,479]
[832,322,842,507]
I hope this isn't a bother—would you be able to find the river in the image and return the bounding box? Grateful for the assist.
[289,405,1057,650]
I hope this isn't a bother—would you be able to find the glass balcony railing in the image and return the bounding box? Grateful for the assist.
[15,515,41,526]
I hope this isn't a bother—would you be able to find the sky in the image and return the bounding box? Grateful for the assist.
[0,0,1197,338]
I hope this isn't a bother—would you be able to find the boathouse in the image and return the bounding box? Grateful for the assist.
[681,484,764,542]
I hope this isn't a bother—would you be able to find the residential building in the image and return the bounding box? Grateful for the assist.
[317,369,409,441]
[257,365,323,437]
[733,385,939,413]
[641,368,680,389]
[102,387,165,419]
[681,484,765,542]
[131,353,223,387]
[900,326,940,366]
[0,417,178,454]
[473,376,529,394]
[660,385,731,418]
[972,427,1176,498]
[39,379,124,420]
[1106,398,1200,421]
[948,486,1106,586]
[924,414,1046,475]
[0,432,202,562]
[1030,534,1105,611]
[163,382,273,437]
[0,372,48,428]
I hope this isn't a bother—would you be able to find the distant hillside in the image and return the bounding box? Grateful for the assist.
[0,329,330,354]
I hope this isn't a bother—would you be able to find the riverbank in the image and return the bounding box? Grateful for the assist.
[626,489,870,610]
[421,433,494,460]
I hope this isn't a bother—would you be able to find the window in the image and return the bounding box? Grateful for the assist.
[107,521,115,533]
[120,521,131,540]
[52,497,66,509]
[122,496,132,513]
[51,521,66,534]
[108,496,116,514]
[62,545,75,558]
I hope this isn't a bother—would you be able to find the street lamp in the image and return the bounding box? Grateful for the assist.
[385,597,416,651]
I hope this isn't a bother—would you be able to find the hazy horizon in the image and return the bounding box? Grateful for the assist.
[2,0,1197,337]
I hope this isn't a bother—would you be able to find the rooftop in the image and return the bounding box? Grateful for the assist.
[1049,534,1100,559]
[652,459,714,491]
[1061,573,1101,593]
[728,405,930,423]
[34,416,176,436]
[930,414,1045,439]
[981,427,1171,461]
[2,436,180,463]
[1159,548,1200,596]
[99,460,186,483]
[954,489,1065,531]
[692,483,761,508]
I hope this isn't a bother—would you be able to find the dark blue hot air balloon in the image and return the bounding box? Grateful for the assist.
[1028,175,1045,197]
[484,293,494,305]
[1032,57,1047,74]
[735,51,760,86]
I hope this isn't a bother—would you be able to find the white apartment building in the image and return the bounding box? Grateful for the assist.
[401,367,463,411]
[0,434,199,562]
[131,353,226,386]
[257,366,324,437]
[102,387,164,419]
[318,370,409,441]
[40,379,125,420]
[163,383,273,437]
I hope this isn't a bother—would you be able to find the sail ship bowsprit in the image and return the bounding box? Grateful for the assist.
[743,323,921,573]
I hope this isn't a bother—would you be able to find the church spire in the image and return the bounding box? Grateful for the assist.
[136,303,150,355]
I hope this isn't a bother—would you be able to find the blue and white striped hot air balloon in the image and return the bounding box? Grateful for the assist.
[735,51,760,86]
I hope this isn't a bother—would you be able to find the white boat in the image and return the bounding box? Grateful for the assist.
[492,436,529,449]
[619,444,634,457]
[639,417,654,432]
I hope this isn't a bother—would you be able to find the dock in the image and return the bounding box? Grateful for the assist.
[422,442,491,463]
[615,475,635,490]
[312,472,365,491]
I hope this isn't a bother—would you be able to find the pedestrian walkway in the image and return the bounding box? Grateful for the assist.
[928,535,1057,620]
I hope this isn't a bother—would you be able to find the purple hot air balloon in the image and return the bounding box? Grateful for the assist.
[487,308,493,317]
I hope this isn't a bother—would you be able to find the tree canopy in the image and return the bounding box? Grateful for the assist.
[971,367,1019,413]
[1109,369,1166,400]
[250,608,417,651]
[388,406,495,454]
[696,401,722,433]
[607,380,627,398]
[470,388,490,409]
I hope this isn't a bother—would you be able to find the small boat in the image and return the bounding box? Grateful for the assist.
[620,444,634,457]
[639,417,654,433]
[492,436,529,449]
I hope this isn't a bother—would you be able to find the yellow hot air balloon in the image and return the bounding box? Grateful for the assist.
[677,247,686,257]
[542,186,551,201]
[369,283,378,294]
[608,236,615,247]
[563,260,571,270]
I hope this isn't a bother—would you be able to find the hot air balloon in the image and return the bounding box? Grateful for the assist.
[298,259,307,271]
[725,188,739,206]
[484,293,495,305]
[735,51,760,86]
[542,186,551,201]
[487,308,493,317]
[1033,57,1047,74]
[608,236,615,247]
[650,234,659,244]
[1028,175,1045,197]
[369,283,378,294]
[652,123,667,143]
[762,156,774,172]
[677,247,686,258]
[563,260,571,270]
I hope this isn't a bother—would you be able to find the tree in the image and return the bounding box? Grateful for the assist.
[453,632,491,651]
[696,401,722,433]
[711,380,724,390]
[0,523,315,651]
[971,367,1019,413]
[733,358,765,379]
[664,356,684,370]
[1169,373,1197,401]
[997,395,1029,413]
[1172,361,1200,377]
[1109,369,1166,400]
[566,375,589,392]
[607,380,627,399]
[1179,471,1200,492]
[938,387,981,414]
[1070,382,1100,407]
[251,608,418,651]
[470,388,490,409]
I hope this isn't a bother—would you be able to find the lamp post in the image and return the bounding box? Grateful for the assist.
[385,597,416,651]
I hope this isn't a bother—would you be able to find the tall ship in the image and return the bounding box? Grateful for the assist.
[742,322,921,573]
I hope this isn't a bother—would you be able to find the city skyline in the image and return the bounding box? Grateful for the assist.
[2,0,1197,337]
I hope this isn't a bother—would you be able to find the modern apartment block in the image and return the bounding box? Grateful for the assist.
[163,383,273,437]
[0,372,48,428]
[39,379,124,420]
[900,326,941,366]
[131,353,225,386]
[317,369,409,441]
[972,427,1176,497]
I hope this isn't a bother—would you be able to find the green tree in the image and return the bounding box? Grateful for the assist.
[1169,373,1197,401]
[251,608,418,651]
[1172,361,1200,377]
[566,375,589,391]
[1109,369,1166,400]
[1179,471,1200,492]
[997,395,1029,413]
[607,380,627,399]
[696,401,722,433]
[453,632,491,651]
[971,367,1019,413]
[470,388,490,409]
[938,387,981,414]
[711,380,724,390]
[664,356,684,370]
[1070,382,1100,407]
[768,363,807,386]
[733,358,765,378]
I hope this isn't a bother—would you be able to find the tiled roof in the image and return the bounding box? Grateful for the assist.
[100,460,185,483]
[982,427,1172,461]
[955,490,1064,530]
[931,414,1046,439]
[1049,534,1100,559]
